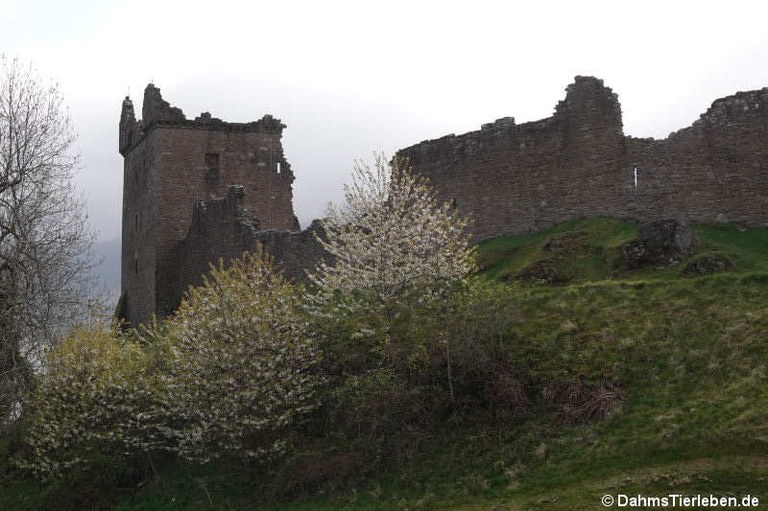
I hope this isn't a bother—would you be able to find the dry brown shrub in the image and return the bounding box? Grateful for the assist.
[543,379,623,424]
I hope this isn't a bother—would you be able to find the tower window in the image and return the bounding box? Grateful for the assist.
[277,161,281,174]
[205,153,220,180]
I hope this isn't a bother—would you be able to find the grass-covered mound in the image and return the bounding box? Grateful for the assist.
[2,219,767,510]
[479,217,768,283]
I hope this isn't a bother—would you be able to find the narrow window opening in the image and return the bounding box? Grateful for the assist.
[134,258,138,274]
[633,164,639,190]
[135,214,138,232]
[276,161,281,174]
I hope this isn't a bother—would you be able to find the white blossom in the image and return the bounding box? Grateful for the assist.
[309,153,476,306]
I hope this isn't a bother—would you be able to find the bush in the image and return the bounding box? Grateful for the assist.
[19,252,324,477]
[18,323,166,478]
[309,154,476,308]
[447,279,527,419]
[158,252,323,463]
[311,279,528,445]
[307,154,480,441]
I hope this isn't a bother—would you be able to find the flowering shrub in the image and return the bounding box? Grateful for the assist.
[18,323,166,478]
[160,252,323,463]
[21,252,323,476]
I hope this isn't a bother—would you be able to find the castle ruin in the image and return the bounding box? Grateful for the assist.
[118,77,768,326]
[398,76,768,240]
[118,84,316,326]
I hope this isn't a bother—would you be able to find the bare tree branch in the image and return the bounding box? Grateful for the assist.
[0,55,95,431]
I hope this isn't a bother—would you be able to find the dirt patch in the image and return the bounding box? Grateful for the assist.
[520,259,564,283]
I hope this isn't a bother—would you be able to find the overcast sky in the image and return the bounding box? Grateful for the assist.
[3,0,768,242]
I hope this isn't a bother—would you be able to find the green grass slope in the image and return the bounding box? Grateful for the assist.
[2,218,767,510]
[478,217,768,283]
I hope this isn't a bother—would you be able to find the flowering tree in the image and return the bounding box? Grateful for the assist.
[161,251,322,463]
[309,154,476,404]
[309,153,476,305]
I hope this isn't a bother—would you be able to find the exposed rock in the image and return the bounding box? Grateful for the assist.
[543,231,587,253]
[638,219,694,253]
[621,220,694,269]
[518,231,590,283]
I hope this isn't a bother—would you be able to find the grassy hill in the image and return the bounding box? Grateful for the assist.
[3,218,767,510]
[479,217,768,282]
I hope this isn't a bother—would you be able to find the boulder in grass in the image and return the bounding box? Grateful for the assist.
[621,219,694,269]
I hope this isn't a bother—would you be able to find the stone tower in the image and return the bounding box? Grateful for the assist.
[118,84,299,326]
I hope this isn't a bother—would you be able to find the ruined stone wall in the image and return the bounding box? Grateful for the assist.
[168,188,325,314]
[253,222,327,283]
[167,186,255,314]
[625,87,768,225]
[120,77,768,325]
[397,76,768,240]
[120,85,299,325]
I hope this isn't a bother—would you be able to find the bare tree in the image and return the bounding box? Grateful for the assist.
[0,56,94,430]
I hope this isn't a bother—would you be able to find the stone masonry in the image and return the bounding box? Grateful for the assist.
[167,186,325,315]
[118,84,311,326]
[397,76,768,240]
[119,77,768,326]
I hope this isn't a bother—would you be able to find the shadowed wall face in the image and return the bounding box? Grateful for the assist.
[168,189,325,315]
[398,76,768,241]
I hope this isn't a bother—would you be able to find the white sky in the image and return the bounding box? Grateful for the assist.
[3,0,768,241]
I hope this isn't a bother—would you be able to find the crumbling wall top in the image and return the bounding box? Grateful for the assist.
[694,87,768,128]
[119,96,137,155]
[399,76,625,165]
[554,75,623,132]
[119,84,288,155]
[142,83,186,125]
